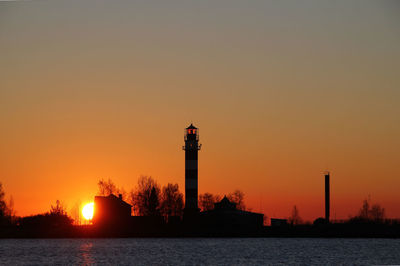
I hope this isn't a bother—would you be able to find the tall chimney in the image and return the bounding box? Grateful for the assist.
[325,172,330,223]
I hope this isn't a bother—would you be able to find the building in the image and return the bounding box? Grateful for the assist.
[181,124,264,232]
[92,194,132,226]
[183,124,201,215]
[89,123,264,236]
[199,196,264,233]
[270,218,288,227]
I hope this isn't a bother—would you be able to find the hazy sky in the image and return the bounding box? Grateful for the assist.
[1,1,399,220]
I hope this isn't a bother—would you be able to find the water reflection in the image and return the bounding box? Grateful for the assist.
[79,241,94,265]
[1,238,400,265]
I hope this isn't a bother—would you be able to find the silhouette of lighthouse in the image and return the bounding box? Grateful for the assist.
[183,124,201,214]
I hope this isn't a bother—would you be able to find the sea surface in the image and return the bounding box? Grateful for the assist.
[1,238,400,265]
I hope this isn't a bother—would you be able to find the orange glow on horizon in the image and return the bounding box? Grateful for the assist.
[1,1,399,222]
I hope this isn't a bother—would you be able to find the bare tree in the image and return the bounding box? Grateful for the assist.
[70,201,82,225]
[97,178,127,200]
[6,196,16,223]
[228,189,246,211]
[288,205,302,225]
[130,176,161,216]
[129,189,138,215]
[160,183,184,220]
[358,199,370,219]
[97,178,118,196]
[356,197,385,222]
[50,200,67,216]
[0,183,6,218]
[199,193,220,211]
[370,204,385,221]
[0,183,16,225]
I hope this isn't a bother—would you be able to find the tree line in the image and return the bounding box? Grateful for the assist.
[0,179,390,228]
[0,182,15,226]
[287,196,386,226]
[96,176,247,221]
[1,181,73,237]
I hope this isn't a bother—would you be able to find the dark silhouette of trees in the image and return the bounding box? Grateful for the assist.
[370,204,385,221]
[148,187,160,216]
[97,178,118,196]
[199,193,221,211]
[50,200,67,216]
[0,182,15,226]
[97,176,184,219]
[97,178,127,200]
[0,183,7,226]
[289,205,302,225]
[130,177,185,220]
[160,183,184,220]
[18,200,73,237]
[0,183,6,219]
[70,201,82,225]
[47,200,73,227]
[228,190,246,211]
[351,197,385,223]
[5,196,16,224]
[130,176,161,216]
[198,190,246,211]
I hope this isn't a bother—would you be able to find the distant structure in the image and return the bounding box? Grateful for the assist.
[88,124,264,236]
[199,196,264,232]
[183,124,201,215]
[325,172,330,223]
[270,218,288,227]
[92,194,131,226]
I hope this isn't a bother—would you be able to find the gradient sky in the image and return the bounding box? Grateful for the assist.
[1,1,399,221]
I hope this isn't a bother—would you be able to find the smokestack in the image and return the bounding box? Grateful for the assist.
[325,172,330,223]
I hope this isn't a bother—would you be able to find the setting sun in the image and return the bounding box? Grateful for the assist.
[82,202,94,220]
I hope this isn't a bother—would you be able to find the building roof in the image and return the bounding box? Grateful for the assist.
[201,196,264,218]
[186,123,197,129]
[214,196,237,210]
[95,194,132,208]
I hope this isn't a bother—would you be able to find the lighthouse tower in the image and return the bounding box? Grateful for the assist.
[183,124,201,214]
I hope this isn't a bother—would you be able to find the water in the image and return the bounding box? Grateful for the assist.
[1,238,400,265]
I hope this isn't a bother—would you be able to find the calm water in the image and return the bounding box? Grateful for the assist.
[1,238,400,265]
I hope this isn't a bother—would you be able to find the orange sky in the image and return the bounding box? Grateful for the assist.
[0,1,399,221]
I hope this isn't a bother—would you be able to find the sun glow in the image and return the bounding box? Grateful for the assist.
[82,202,94,220]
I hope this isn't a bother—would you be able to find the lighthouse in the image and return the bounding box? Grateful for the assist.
[183,124,201,214]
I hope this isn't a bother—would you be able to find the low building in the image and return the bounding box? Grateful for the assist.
[199,196,264,234]
[270,218,288,227]
[92,194,132,226]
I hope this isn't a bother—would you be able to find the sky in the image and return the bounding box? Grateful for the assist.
[0,0,399,221]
